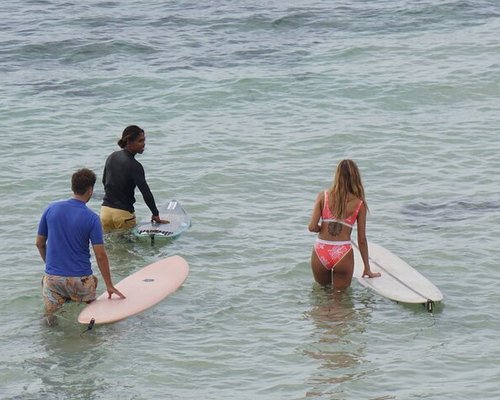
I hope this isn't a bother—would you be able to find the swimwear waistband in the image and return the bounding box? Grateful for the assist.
[315,238,352,245]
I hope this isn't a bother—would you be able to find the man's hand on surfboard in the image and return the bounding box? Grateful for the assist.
[151,215,170,225]
[107,286,126,299]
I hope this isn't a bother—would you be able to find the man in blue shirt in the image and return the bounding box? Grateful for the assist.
[36,168,125,324]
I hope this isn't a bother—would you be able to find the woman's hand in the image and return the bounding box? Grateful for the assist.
[362,270,381,278]
[308,223,321,233]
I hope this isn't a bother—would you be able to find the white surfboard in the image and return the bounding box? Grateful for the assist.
[353,242,443,310]
[133,200,191,244]
[78,255,189,325]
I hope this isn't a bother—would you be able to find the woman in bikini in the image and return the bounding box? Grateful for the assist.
[308,159,381,289]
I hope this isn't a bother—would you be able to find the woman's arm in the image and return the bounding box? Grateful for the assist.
[357,203,381,278]
[308,192,323,233]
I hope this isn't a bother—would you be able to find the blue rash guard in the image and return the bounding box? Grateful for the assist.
[37,198,104,276]
[101,149,159,216]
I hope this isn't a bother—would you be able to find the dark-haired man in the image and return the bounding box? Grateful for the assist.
[100,125,168,232]
[36,168,125,324]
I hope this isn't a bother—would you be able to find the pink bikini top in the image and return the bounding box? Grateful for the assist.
[321,191,363,228]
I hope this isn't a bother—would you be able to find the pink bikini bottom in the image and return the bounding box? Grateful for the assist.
[314,239,352,270]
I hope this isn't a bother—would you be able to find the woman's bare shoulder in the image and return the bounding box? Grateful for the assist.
[316,190,326,199]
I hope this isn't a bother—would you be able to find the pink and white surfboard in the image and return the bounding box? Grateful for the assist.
[78,255,189,324]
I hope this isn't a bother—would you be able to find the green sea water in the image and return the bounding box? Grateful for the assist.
[1,1,500,398]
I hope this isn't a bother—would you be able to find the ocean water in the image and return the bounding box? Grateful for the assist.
[1,0,500,398]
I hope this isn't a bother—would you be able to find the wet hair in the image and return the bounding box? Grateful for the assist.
[71,168,96,195]
[328,159,368,219]
[117,125,144,148]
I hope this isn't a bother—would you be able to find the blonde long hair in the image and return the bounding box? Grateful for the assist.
[328,159,368,218]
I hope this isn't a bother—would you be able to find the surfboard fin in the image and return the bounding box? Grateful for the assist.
[80,318,95,336]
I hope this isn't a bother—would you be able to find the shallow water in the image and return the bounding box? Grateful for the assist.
[1,1,500,399]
